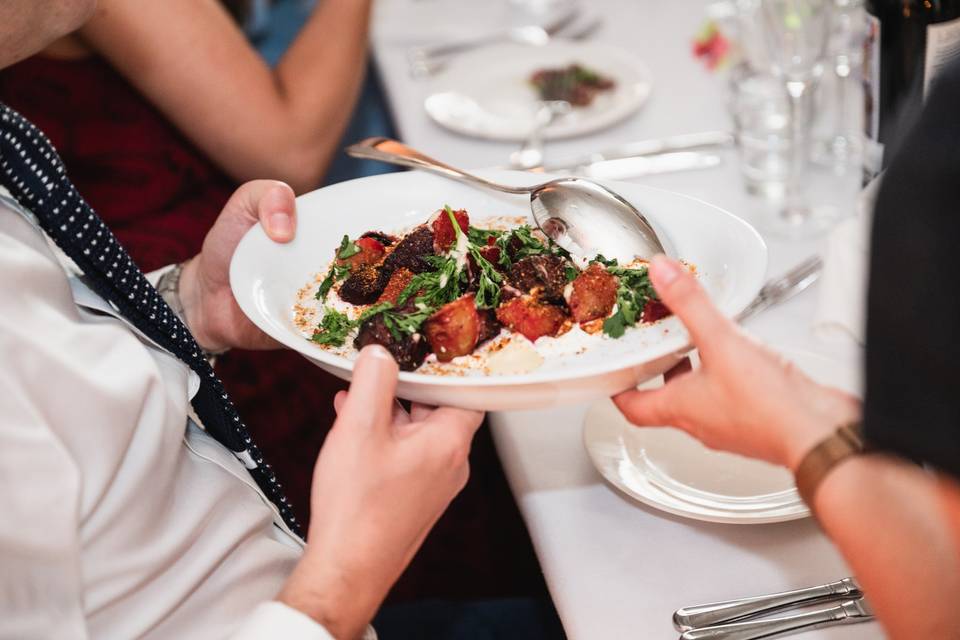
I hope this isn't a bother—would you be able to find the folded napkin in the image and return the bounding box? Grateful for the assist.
[812,178,879,345]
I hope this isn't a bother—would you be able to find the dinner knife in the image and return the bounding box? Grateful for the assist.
[569,151,721,180]
[679,597,874,640]
[673,577,862,631]
[537,130,734,172]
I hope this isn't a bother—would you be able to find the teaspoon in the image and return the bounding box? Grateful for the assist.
[345,137,669,263]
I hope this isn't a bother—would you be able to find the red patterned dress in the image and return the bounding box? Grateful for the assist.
[0,55,345,523]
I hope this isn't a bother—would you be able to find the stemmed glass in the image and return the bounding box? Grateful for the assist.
[759,0,834,237]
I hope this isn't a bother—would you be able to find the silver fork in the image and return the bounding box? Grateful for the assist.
[737,255,823,323]
[407,10,589,78]
[674,577,861,631]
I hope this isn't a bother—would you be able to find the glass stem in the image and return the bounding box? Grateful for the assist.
[785,79,808,219]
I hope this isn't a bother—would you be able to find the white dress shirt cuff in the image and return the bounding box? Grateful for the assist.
[232,601,378,640]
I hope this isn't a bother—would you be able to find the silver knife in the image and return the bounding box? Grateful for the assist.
[539,130,734,172]
[559,151,721,180]
[673,577,861,631]
[679,597,874,640]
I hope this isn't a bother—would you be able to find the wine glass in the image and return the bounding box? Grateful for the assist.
[759,0,835,237]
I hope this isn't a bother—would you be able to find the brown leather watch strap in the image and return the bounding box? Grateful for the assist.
[795,422,865,509]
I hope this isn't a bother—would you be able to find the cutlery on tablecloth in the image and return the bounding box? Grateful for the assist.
[407,7,580,77]
[736,255,823,323]
[679,597,874,640]
[673,576,862,631]
[534,130,734,172]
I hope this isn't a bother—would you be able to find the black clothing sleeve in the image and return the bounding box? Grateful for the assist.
[864,60,960,480]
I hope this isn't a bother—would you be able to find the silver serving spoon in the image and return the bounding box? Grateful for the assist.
[345,137,668,263]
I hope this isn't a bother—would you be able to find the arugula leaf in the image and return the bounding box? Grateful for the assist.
[336,234,361,260]
[564,264,580,282]
[316,263,351,300]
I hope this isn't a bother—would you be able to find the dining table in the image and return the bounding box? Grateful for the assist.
[368,1,880,637]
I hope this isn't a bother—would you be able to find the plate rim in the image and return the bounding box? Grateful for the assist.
[229,169,767,388]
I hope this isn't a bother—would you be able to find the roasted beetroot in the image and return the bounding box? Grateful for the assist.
[567,263,618,323]
[337,236,385,269]
[476,308,502,345]
[354,312,430,371]
[495,296,568,342]
[642,299,672,323]
[360,230,397,247]
[431,208,470,253]
[377,268,415,305]
[384,225,436,274]
[339,265,389,305]
[423,294,480,362]
[508,255,568,304]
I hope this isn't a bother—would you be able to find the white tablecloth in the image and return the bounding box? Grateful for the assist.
[371,1,880,637]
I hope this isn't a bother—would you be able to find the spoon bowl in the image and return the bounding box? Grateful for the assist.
[345,137,668,263]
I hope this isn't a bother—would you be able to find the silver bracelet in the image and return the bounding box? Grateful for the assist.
[156,263,226,363]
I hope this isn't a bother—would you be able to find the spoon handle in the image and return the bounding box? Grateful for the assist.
[345,137,532,196]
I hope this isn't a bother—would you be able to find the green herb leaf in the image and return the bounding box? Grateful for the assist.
[602,265,657,339]
[591,254,619,267]
[469,245,503,309]
[564,264,579,282]
[316,263,351,300]
[495,225,569,268]
[467,226,504,245]
[336,234,361,260]
[311,308,355,346]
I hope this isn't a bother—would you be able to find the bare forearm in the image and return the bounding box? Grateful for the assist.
[814,456,960,638]
[276,0,373,154]
[81,0,374,193]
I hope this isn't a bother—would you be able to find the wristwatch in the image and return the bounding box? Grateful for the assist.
[156,263,226,362]
[794,422,866,510]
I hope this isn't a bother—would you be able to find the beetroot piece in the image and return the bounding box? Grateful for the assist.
[431,208,470,253]
[423,294,480,362]
[642,299,672,323]
[495,296,568,342]
[384,225,436,274]
[377,268,415,305]
[567,264,618,323]
[354,312,430,371]
[337,237,385,270]
[476,308,502,345]
[508,255,568,304]
[339,265,390,305]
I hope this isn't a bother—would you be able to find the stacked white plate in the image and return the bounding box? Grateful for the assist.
[583,348,862,524]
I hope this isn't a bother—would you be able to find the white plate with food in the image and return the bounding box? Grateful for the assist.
[424,41,653,141]
[230,169,765,410]
[583,348,862,524]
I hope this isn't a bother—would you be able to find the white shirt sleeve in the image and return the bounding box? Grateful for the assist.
[230,603,379,640]
[0,214,89,638]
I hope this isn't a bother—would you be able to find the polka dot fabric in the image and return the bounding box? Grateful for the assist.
[0,103,300,535]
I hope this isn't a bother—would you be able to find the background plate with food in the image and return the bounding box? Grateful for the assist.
[230,170,766,410]
[423,41,653,141]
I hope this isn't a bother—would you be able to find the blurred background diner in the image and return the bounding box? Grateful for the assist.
[3,0,960,638]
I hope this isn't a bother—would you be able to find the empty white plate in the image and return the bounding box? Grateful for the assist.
[424,41,653,141]
[583,347,862,524]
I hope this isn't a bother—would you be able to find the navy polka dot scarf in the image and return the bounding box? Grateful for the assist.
[0,103,300,535]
